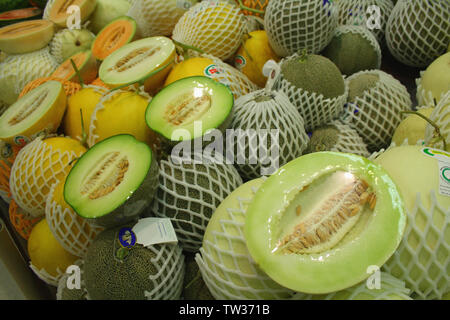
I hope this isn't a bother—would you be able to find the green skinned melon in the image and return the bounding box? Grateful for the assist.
[56,259,88,300]
[49,28,96,64]
[88,0,131,34]
[245,152,407,294]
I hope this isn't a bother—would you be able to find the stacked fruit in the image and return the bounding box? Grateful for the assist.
[0,0,448,301]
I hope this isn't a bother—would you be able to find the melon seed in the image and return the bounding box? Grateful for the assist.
[107,27,126,50]
[110,47,161,73]
[9,91,49,126]
[164,91,212,126]
[276,172,374,254]
[81,151,130,199]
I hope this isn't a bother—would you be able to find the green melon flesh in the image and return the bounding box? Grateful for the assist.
[245,152,406,294]
[64,134,158,228]
[145,76,234,143]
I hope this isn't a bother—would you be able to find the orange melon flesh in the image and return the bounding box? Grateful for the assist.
[92,16,137,61]
[51,50,98,84]
[48,0,97,28]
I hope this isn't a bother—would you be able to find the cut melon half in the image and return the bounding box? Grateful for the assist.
[51,50,98,84]
[99,36,175,92]
[48,0,97,28]
[91,16,137,61]
[0,80,66,146]
[0,19,55,54]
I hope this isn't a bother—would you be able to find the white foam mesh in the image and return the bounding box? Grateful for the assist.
[273,53,349,132]
[293,272,412,300]
[340,69,412,151]
[385,0,450,68]
[195,183,296,300]
[56,259,88,300]
[0,46,58,105]
[49,28,96,64]
[416,72,437,108]
[381,191,449,300]
[201,54,259,99]
[172,0,246,61]
[230,89,310,180]
[45,182,104,258]
[127,0,193,37]
[152,153,243,252]
[264,0,339,57]
[336,0,394,45]
[30,262,63,287]
[143,244,185,300]
[425,90,450,151]
[9,137,84,218]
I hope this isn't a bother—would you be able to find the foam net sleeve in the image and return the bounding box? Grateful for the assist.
[425,90,450,152]
[385,0,450,68]
[327,120,370,158]
[264,0,339,57]
[30,262,64,287]
[172,0,246,61]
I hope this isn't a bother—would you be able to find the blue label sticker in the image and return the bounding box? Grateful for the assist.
[118,228,137,248]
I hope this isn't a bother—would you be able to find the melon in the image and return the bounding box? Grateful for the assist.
[49,28,95,64]
[9,199,41,240]
[425,91,450,152]
[0,7,43,28]
[51,50,97,84]
[56,259,88,300]
[19,76,81,99]
[0,0,30,12]
[88,0,131,34]
[392,107,434,147]
[47,0,97,28]
[183,253,214,300]
[0,46,58,105]
[0,142,20,203]
[91,16,137,61]
[0,19,55,54]
[418,52,450,107]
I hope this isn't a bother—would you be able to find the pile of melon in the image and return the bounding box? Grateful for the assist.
[0,0,448,301]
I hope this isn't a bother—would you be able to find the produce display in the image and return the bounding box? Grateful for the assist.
[0,0,448,302]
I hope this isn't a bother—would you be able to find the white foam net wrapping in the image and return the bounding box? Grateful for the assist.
[340,70,412,151]
[336,0,394,45]
[30,262,63,287]
[230,89,310,180]
[152,153,243,252]
[172,0,246,61]
[416,72,436,108]
[0,47,58,105]
[425,90,450,151]
[200,54,259,99]
[127,0,194,37]
[49,28,96,64]
[385,0,450,68]
[293,272,412,300]
[264,0,339,57]
[243,15,265,33]
[56,259,88,300]
[195,181,297,300]
[272,53,349,132]
[45,181,104,258]
[9,137,84,218]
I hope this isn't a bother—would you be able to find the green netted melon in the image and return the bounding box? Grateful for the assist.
[84,224,185,300]
[0,46,58,105]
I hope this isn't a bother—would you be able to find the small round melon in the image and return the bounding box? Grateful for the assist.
[419,52,450,106]
[49,28,96,64]
[392,107,434,147]
[51,50,98,84]
[425,91,450,152]
[245,152,406,294]
[88,0,131,34]
[84,224,185,300]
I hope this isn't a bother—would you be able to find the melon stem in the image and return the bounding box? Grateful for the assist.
[172,39,205,55]
[402,110,447,151]
[241,36,254,62]
[298,49,309,62]
[70,58,85,88]
[237,0,265,14]
[79,108,88,148]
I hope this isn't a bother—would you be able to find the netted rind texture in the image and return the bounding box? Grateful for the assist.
[45,182,104,258]
[56,259,88,300]
[19,77,81,99]
[230,90,310,180]
[127,0,193,37]
[381,191,449,300]
[9,137,85,218]
[264,0,339,57]
[9,200,40,240]
[385,0,450,68]
[152,153,243,252]
[0,47,59,105]
[336,0,394,45]
[425,90,450,151]
[273,54,348,132]
[196,180,297,300]
[172,0,246,61]
[340,70,412,151]
[201,54,259,99]
[49,28,96,64]
[293,272,412,300]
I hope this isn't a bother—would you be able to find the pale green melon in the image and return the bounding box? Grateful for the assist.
[88,0,131,34]
[49,28,96,64]
[392,107,434,147]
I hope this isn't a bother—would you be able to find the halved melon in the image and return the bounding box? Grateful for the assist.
[51,50,97,84]
[19,76,81,98]
[91,16,137,61]
[0,7,43,28]
[99,36,176,94]
[48,0,97,28]
[0,19,55,54]
[0,80,66,146]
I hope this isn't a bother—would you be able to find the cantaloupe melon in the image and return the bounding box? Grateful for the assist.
[47,0,97,28]
[51,50,97,84]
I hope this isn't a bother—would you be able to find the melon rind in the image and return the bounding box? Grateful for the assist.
[385,0,450,68]
[264,0,338,57]
[0,46,59,105]
[230,89,310,180]
[151,152,243,252]
[424,91,450,152]
[52,50,98,84]
[196,178,297,300]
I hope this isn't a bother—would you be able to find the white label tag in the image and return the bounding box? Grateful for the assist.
[132,218,178,247]
[421,148,450,197]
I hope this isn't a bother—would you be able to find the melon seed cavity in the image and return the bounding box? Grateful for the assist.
[109,46,161,73]
[165,91,212,126]
[275,171,376,255]
[81,151,130,200]
[1,23,44,35]
[8,91,49,126]
[58,0,76,14]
